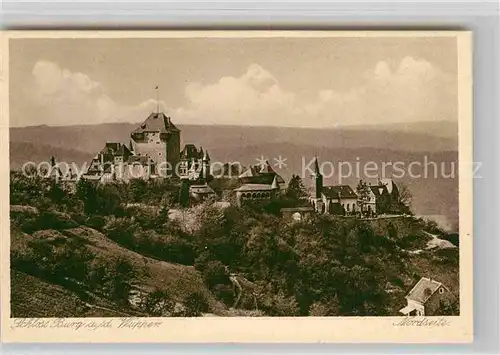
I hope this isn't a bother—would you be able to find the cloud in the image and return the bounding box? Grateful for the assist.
[29,58,456,127]
[178,64,296,125]
[178,58,456,127]
[30,60,168,126]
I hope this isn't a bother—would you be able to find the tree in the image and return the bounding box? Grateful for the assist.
[129,178,148,203]
[76,179,98,215]
[179,180,190,207]
[285,175,309,205]
[396,183,412,214]
[356,180,371,215]
[109,258,136,306]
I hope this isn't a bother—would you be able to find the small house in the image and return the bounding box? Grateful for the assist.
[399,277,452,316]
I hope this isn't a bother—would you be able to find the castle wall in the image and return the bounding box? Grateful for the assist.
[166,131,180,175]
[133,132,167,167]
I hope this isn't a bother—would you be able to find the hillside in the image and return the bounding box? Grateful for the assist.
[9,166,460,317]
[10,206,226,317]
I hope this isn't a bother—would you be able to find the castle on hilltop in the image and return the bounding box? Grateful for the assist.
[83,112,215,198]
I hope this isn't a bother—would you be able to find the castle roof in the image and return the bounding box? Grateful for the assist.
[132,112,179,134]
[103,142,132,157]
[322,185,358,199]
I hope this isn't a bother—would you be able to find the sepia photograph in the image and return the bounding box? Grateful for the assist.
[0,31,473,343]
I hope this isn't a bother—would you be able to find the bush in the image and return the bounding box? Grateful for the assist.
[184,292,210,316]
[212,284,235,307]
[140,289,176,316]
[201,260,230,289]
[259,291,300,316]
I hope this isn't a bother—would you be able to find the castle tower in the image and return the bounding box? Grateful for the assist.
[313,157,323,199]
[312,157,324,213]
[130,112,180,177]
[202,149,211,181]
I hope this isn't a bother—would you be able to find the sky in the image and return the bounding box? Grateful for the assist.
[9,36,458,128]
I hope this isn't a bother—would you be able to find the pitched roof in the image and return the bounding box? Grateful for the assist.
[322,185,358,199]
[405,277,447,304]
[313,157,321,176]
[234,184,276,192]
[380,179,396,194]
[131,112,179,134]
[181,144,201,160]
[238,162,285,185]
[271,175,279,189]
[101,142,132,157]
[189,184,215,194]
[369,185,387,196]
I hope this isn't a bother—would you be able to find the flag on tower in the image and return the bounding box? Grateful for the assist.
[155,86,159,113]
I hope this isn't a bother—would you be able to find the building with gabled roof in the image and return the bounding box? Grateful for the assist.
[238,161,285,186]
[232,161,285,206]
[310,157,358,215]
[399,277,452,316]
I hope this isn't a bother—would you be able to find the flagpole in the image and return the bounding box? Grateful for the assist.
[156,86,159,113]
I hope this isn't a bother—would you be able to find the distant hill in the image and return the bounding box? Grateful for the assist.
[10,121,458,154]
[9,142,93,171]
[343,120,458,140]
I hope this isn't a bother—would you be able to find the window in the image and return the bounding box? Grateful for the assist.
[439,287,444,294]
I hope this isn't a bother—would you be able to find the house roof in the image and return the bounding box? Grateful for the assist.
[82,174,102,181]
[369,185,387,196]
[189,184,215,194]
[234,184,276,192]
[405,277,447,304]
[131,112,180,134]
[181,144,201,160]
[238,162,285,185]
[380,178,397,194]
[322,185,358,199]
